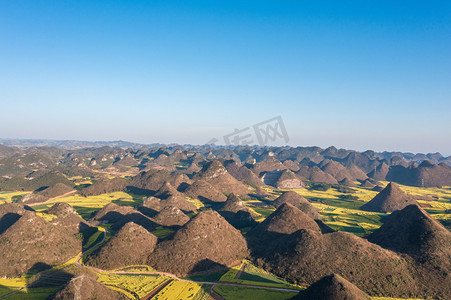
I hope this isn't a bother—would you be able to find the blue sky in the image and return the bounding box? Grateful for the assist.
[1,1,450,154]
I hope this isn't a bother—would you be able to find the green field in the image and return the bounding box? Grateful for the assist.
[181,269,229,282]
[213,285,298,300]
[0,287,60,300]
[151,226,176,238]
[238,262,295,286]
[219,261,301,290]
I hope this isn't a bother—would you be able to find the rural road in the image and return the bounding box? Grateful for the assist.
[28,190,77,207]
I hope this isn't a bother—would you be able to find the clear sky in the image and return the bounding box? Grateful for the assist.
[1,1,450,154]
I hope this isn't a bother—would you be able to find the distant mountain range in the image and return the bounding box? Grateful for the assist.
[0,138,450,165]
[0,138,152,149]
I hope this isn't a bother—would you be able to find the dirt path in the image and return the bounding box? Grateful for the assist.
[209,284,225,300]
[29,190,77,207]
[140,279,172,300]
[234,263,246,280]
[75,230,107,265]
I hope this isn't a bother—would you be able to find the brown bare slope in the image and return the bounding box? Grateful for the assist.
[367,204,451,270]
[160,195,197,213]
[139,196,162,215]
[0,143,18,160]
[79,177,128,196]
[320,160,355,181]
[247,203,322,256]
[193,160,249,195]
[217,193,257,229]
[130,168,190,192]
[154,181,182,199]
[282,160,301,172]
[223,159,264,187]
[367,205,451,298]
[360,179,375,188]
[249,203,321,237]
[17,193,47,205]
[183,179,227,203]
[19,183,76,205]
[90,202,137,223]
[367,162,390,181]
[36,183,75,198]
[259,229,418,298]
[153,205,190,227]
[273,191,320,219]
[0,203,33,234]
[112,154,138,167]
[340,152,379,173]
[85,222,158,270]
[1,170,74,192]
[139,194,197,215]
[386,160,451,187]
[218,193,253,215]
[338,177,358,187]
[249,157,287,177]
[360,182,417,212]
[29,170,75,190]
[296,166,338,184]
[51,275,128,300]
[90,203,157,231]
[45,202,90,234]
[274,169,304,189]
[149,210,248,275]
[0,208,81,277]
[293,274,371,300]
[347,165,369,181]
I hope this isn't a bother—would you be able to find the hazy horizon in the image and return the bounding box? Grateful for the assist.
[1,136,450,157]
[1,1,450,155]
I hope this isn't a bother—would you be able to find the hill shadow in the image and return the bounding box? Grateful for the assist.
[125,186,154,197]
[218,211,257,230]
[111,213,159,232]
[0,212,21,234]
[0,263,75,299]
[188,259,227,275]
[137,206,159,218]
[246,231,290,257]
[238,269,284,285]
